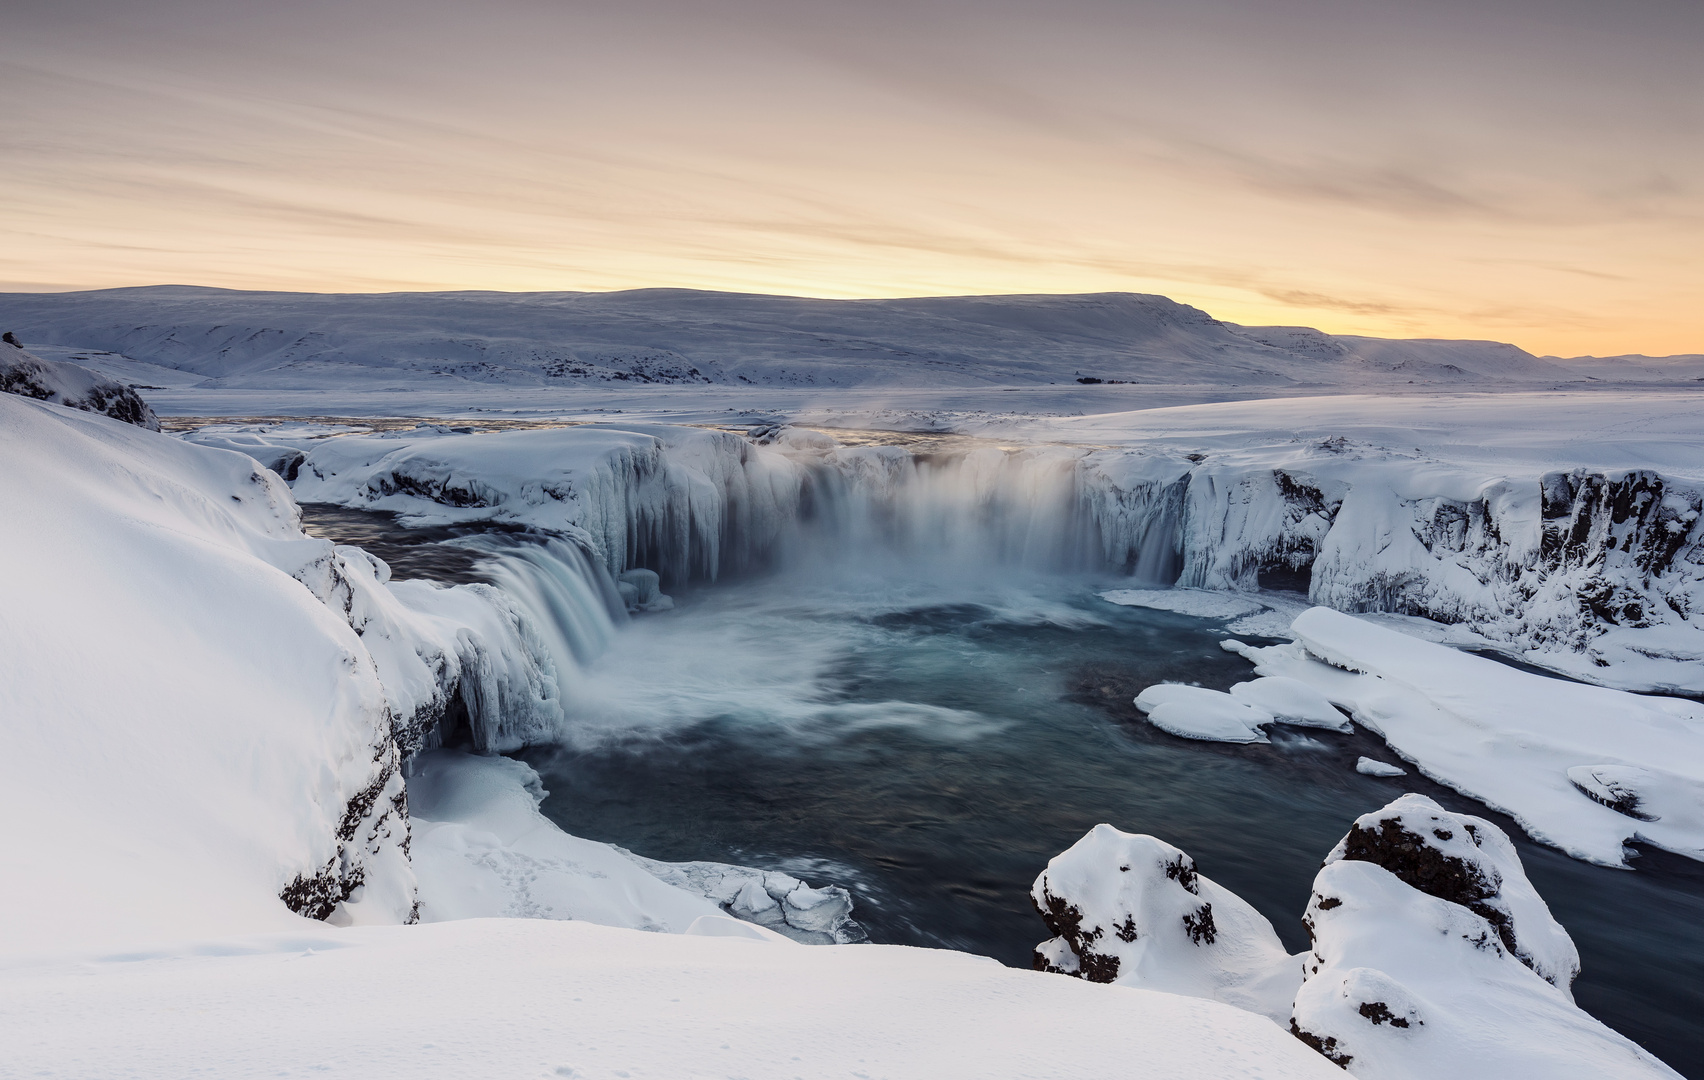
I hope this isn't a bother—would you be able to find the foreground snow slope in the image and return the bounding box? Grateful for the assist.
[0,918,1341,1080]
[0,397,761,954]
[0,396,415,953]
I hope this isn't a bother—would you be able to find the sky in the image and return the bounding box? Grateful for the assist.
[3,0,1700,356]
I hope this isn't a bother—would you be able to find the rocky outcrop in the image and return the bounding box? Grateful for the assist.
[0,335,160,430]
[1029,824,1300,1021]
[1321,795,1578,991]
[1034,799,1679,1078]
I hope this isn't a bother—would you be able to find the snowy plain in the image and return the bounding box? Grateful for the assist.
[3,287,1702,1078]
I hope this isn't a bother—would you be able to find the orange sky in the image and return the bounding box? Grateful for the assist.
[3,0,1700,356]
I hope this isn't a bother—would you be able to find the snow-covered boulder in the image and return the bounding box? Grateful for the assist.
[1033,803,1678,1077]
[1322,795,1578,992]
[1291,796,1677,1078]
[1030,825,1300,1021]
[0,334,160,430]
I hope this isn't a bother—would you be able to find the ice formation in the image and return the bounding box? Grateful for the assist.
[616,850,867,945]
[1034,799,1679,1078]
[200,418,1702,694]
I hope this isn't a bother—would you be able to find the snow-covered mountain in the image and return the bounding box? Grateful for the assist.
[0,284,1602,392]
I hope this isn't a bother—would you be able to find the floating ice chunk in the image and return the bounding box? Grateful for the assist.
[1230,677,1352,731]
[1101,588,1267,621]
[1134,684,1273,743]
[616,850,868,945]
[1356,757,1407,777]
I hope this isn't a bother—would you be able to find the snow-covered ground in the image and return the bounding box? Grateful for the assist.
[0,918,1342,1080]
[1121,606,1704,867]
[0,285,1616,393]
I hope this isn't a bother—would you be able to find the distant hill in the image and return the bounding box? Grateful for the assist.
[0,285,1676,392]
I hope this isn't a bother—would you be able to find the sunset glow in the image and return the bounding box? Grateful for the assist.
[4,0,1700,355]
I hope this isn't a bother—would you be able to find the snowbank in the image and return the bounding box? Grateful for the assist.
[1227,608,1704,866]
[0,918,1343,1080]
[1033,801,1679,1078]
[0,396,413,954]
[0,336,159,429]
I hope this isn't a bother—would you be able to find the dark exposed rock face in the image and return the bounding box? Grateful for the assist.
[0,338,161,431]
[1334,814,1516,957]
[279,738,415,924]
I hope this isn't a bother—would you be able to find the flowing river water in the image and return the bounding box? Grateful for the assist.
[302,504,1704,1075]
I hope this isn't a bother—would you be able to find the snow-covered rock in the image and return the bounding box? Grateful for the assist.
[1030,824,1301,1021]
[0,396,413,953]
[1229,608,1704,866]
[0,334,159,430]
[1033,801,1678,1077]
[1293,825,1675,1078]
[1321,795,1578,992]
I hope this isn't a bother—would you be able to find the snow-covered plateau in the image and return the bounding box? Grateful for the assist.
[2,288,1701,1078]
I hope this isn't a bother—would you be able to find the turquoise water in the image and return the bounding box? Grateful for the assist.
[519,574,1703,1075]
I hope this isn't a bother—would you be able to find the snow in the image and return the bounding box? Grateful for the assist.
[1032,825,1302,1022]
[1227,608,1704,866]
[1356,757,1407,778]
[406,751,725,931]
[1033,800,1679,1079]
[0,918,1343,1080]
[1134,684,1274,743]
[1100,588,1268,620]
[0,395,414,956]
[1131,676,1351,742]
[0,337,159,429]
